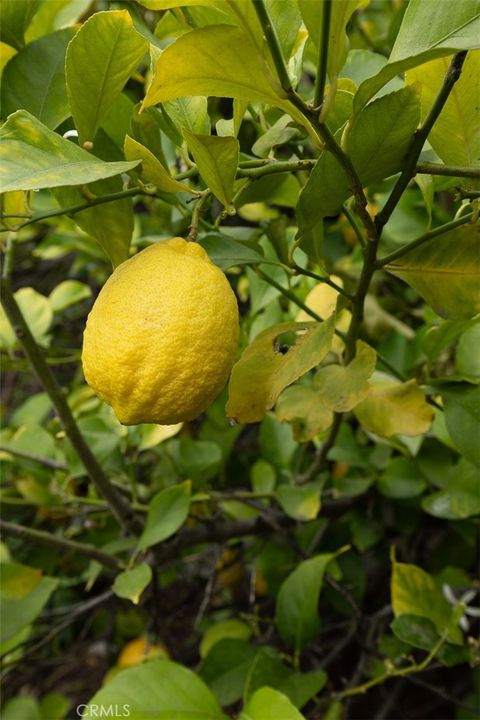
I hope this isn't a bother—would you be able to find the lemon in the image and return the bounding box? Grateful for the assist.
[117,637,169,668]
[82,238,239,425]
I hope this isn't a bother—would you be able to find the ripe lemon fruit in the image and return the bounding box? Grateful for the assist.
[82,238,239,425]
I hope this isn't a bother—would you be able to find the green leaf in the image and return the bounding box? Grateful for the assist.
[239,687,306,720]
[440,383,480,467]
[0,562,58,642]
[386,225,480,320]
[164,96,210,136]
[200,620,252,659]
[65,10,148,146]
[85,659,227,720]
[407,52,480,171]
[298,85,421,234]
[169,439,222,483]
[391,558,462,644]
[2,698,41,720]
[226,316,336,423]
[0,287,52,350]
[276,385,333,442]
[1,28,73,129]
[391,614,469,666]
[354,377,434,439]
[313,340,377,412]
[112,563,152,605]
[198,232,265,271]
[0,0,41,49]
[182,129,239,207]
[25,0,92,43]
[422,458,480,519]
[53,176,134,267]
[49,280,91,313]
[0,110,140,193]
[143,24,290,111]
[456,322,480,383]
[275,482,321,521]
[354,0,480,113]
[199,639,257,707]
[377,458,427,499]
[124,135,192,193]
[137,481,191,551]
[275,551,343,650]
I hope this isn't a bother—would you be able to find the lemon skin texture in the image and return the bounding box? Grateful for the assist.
[82,238,239,425]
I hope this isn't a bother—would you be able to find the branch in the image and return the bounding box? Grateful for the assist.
[416,162,480,179]
[375,211,474,267]
[188,190,211,241]
[0,445,68,471]
[375,52,468,233]
[0,520,123,571]
[0,246,142,535]
[292,265,353,299]
[313,0,332,109]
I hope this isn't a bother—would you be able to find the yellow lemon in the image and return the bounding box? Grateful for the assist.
[117,637,169,668]
[82,238,239,425]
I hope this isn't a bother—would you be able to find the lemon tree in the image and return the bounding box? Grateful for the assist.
[0,1,479,719]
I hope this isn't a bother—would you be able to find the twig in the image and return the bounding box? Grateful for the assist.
[0,520,123,571]
[296,412,344,484]
[293,264,353,299]
[0,244,142,535]
[375,211,474,267]
[416,162,480,179]
[0,445,68,471]
[375,52,468,233]
[342,203,366,248]
[313,0,332,109]
[188,190,212,241]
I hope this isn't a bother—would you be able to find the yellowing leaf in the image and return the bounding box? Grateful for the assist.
[66,10,148,145]
[0,110,139,193]
[182,129,239,206]
[354,378,433,438]
[124,135,192,194]
[407,51,480,171]
[295,278,351,353]
[227,316,336,424]
[276,385,333,442]
[276,482,322,521]
[112,564,152,605]
[313,341,377,412]
[386,224,480,320]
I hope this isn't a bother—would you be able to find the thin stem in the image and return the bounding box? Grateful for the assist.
[343,203,366,248]
[252,0,293,97]
[0,445,68,472]
[375,52,468,233]
[236,159,316,179]
[296,412,344,485]
[338,632,448,699]
[344,237,379,363]
[314,0,332,108]
[0,272,142,536]
[0,520,123,571]
[416,162,480,179]
[255,267,324,323]
[293,264,353,299]
[188,190,211,241]
[376,211,473,267]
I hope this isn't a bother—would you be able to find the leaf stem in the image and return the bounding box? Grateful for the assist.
[0,520,123,571]
[313,0,332,108]
[375,211,474,267]
[375,51,468,233]
[0,255,142,535]
[292,264,353,299]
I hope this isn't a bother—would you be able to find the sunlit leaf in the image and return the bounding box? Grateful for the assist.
[354,377,434,438]
[0,110,139,193]
[0,0,41,50]
[0,287,52,350]
[354,0,480,113]
[124,135,192,193]
[391,557,462,644]
[112,563,152,605]
[0,563,58,642]
[275,482,322,521]
[239,687,305,720]
[313,340,377,412]
[407,51,480,172]
[182,129,239,206]
[226,316,335,424]
[386,224,480,320]
[66,10,148,146]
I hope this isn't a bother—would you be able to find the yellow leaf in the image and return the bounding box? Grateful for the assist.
[124,135,192,194]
